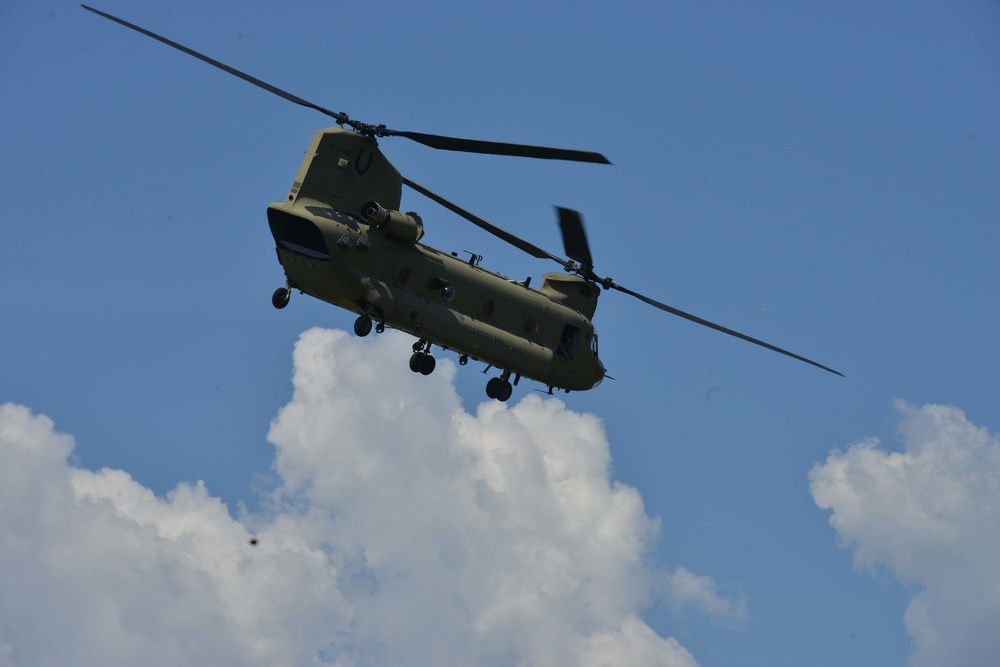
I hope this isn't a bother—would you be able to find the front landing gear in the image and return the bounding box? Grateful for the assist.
[485,377,512,402]
[409,339,436,376]
[485,371,514,402]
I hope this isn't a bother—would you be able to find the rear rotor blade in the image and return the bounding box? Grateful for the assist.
[81,5,344,121]
[609,282,844,376]
[392,131,611,164]
[556,207,595,272]
[403,177,568,264]
[82,6,611,166]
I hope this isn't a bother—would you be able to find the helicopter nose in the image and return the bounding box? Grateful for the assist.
[591,359,606,388]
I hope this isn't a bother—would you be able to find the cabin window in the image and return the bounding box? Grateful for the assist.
[398,267,412,285]
[523,316,536,334]
[557,324,580,360]
[482,300,495,319]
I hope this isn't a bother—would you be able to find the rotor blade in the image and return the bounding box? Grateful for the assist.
[391,131,611,164]
[81,5,343,121]
[609,282,844,376]
[556,207,595,272]
[81,6,612,165]
[402,177,568,263]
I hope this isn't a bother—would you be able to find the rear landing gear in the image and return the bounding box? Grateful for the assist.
[354,315,373,337]
[271,286,290,309]
[272,279,295,309]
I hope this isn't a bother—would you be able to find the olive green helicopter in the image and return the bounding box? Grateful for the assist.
[83,6,842,402]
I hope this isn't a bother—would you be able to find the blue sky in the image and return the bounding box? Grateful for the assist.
[2,1,998,665]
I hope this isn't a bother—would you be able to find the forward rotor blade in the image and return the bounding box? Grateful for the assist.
[402,177,567,263]
[556,207,594,271]
[609,282,844,376]
[81,5,343,121]
[392,131,611,164]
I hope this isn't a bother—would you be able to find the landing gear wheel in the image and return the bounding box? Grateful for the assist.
[271,287,290,310]
[409,352,436,375]
[486,377,501,399]
[354,315,373,337]
[409,352,424,373]
[486,377,512,401]
[419,354,436,376]
[496,380,513,402]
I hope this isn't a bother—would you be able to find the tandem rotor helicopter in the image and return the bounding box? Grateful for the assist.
[83,6,842,402]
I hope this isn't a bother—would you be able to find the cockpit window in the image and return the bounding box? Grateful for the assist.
[557,324,580,360]
[590,333,599,357]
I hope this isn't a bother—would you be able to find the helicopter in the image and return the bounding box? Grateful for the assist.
[83,5,842,402]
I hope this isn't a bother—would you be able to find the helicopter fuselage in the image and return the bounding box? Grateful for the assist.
[267,127,606,393]
[81,4,842,404]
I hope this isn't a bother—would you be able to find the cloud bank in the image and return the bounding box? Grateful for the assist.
[810,401,1000,667]
[0,328,744,666]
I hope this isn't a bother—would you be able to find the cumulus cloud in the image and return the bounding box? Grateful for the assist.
[0,327,745,666]
[0,404,348,667]
[659,566,748,627]
[810,401,1000,667]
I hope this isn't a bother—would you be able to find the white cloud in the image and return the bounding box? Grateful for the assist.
[0,406,349,667]
[810,401,1000,667]
[0,327,746,666]
[660,566,748,627]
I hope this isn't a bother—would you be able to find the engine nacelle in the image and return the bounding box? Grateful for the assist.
[361,201,425,244]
